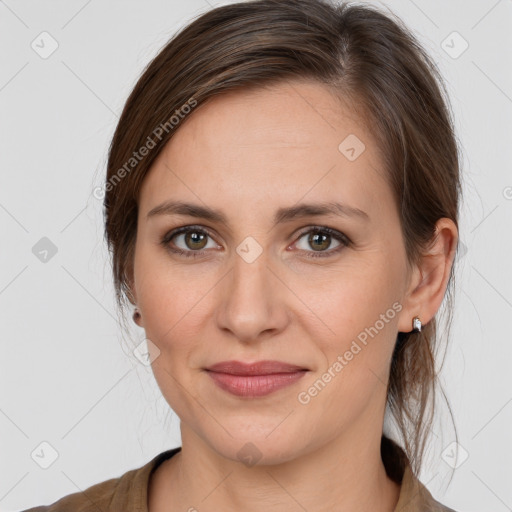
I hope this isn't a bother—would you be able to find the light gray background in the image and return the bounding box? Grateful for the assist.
[1,1,511,511]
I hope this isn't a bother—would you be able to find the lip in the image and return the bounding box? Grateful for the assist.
[205,360,308,397]
[206,360,307,375]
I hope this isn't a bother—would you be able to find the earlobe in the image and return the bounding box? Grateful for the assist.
[133,307,142,326]
[127,279,142,327]
[397,218,458,333]
[411,316,422,332]
[397,263,423,333]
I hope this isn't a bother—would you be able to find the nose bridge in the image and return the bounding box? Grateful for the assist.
[216,241,288,341]
[231,244,270,303]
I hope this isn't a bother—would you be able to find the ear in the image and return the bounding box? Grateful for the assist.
[125,266,143,327]
[397,218,458,333]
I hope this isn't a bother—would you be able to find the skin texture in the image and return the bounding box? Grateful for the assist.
[130,79,458,512]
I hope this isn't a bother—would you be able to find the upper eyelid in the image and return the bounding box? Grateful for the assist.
[294,225,349,240]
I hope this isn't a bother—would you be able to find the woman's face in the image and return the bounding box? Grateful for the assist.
[132,79,415,464]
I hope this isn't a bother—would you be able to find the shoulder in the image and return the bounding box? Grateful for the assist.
[20,473,123,512]
[397,464,460,512]
[20,447,182,512]
[381,436,460,512]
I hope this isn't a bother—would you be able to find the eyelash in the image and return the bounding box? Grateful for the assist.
[160,225,351,260]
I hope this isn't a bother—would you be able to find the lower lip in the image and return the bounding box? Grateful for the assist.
[206,371,307,397]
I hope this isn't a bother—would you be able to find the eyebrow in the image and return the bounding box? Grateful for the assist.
[146,200,369,226]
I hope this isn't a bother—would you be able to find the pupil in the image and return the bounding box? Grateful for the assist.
[187,232,206,249]
[310,232,329,251]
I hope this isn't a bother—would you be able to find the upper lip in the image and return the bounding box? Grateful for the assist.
[205,360,308,375]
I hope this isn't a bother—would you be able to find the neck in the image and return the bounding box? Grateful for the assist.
[152,425,401,512]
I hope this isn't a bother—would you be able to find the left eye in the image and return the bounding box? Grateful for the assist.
[293,227,349,258]
[162,226,218,257]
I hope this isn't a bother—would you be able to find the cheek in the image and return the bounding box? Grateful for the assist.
[301,257,402,395]
[295,272,401,425]
[303,259,400,336]
[134,239,216,335]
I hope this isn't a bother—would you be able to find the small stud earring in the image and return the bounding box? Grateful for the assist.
[133,307,141,324]
[412,316,422,333]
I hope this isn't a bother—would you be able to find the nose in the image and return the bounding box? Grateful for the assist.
[215,246,290,344]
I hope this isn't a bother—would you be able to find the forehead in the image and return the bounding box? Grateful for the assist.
[169,80,368,155]
[139,80,392,221]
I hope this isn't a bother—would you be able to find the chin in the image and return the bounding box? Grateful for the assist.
[197,418,317,467]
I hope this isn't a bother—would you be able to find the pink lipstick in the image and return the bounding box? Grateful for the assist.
[205,360,308,397]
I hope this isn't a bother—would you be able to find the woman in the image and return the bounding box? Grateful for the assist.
[24,0,462,510]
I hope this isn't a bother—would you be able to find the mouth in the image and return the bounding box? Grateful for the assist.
[204,360,309,397]
[205,360,308,375]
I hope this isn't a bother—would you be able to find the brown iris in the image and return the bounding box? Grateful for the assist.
[308,231,331,251]
[185,230,208,250]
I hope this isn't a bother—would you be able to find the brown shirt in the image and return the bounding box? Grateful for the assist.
[22,437,457,512]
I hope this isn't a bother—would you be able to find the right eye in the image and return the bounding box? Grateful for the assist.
[161,225,221,258]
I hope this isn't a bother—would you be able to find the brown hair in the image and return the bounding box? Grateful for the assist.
[103,0,462,476]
